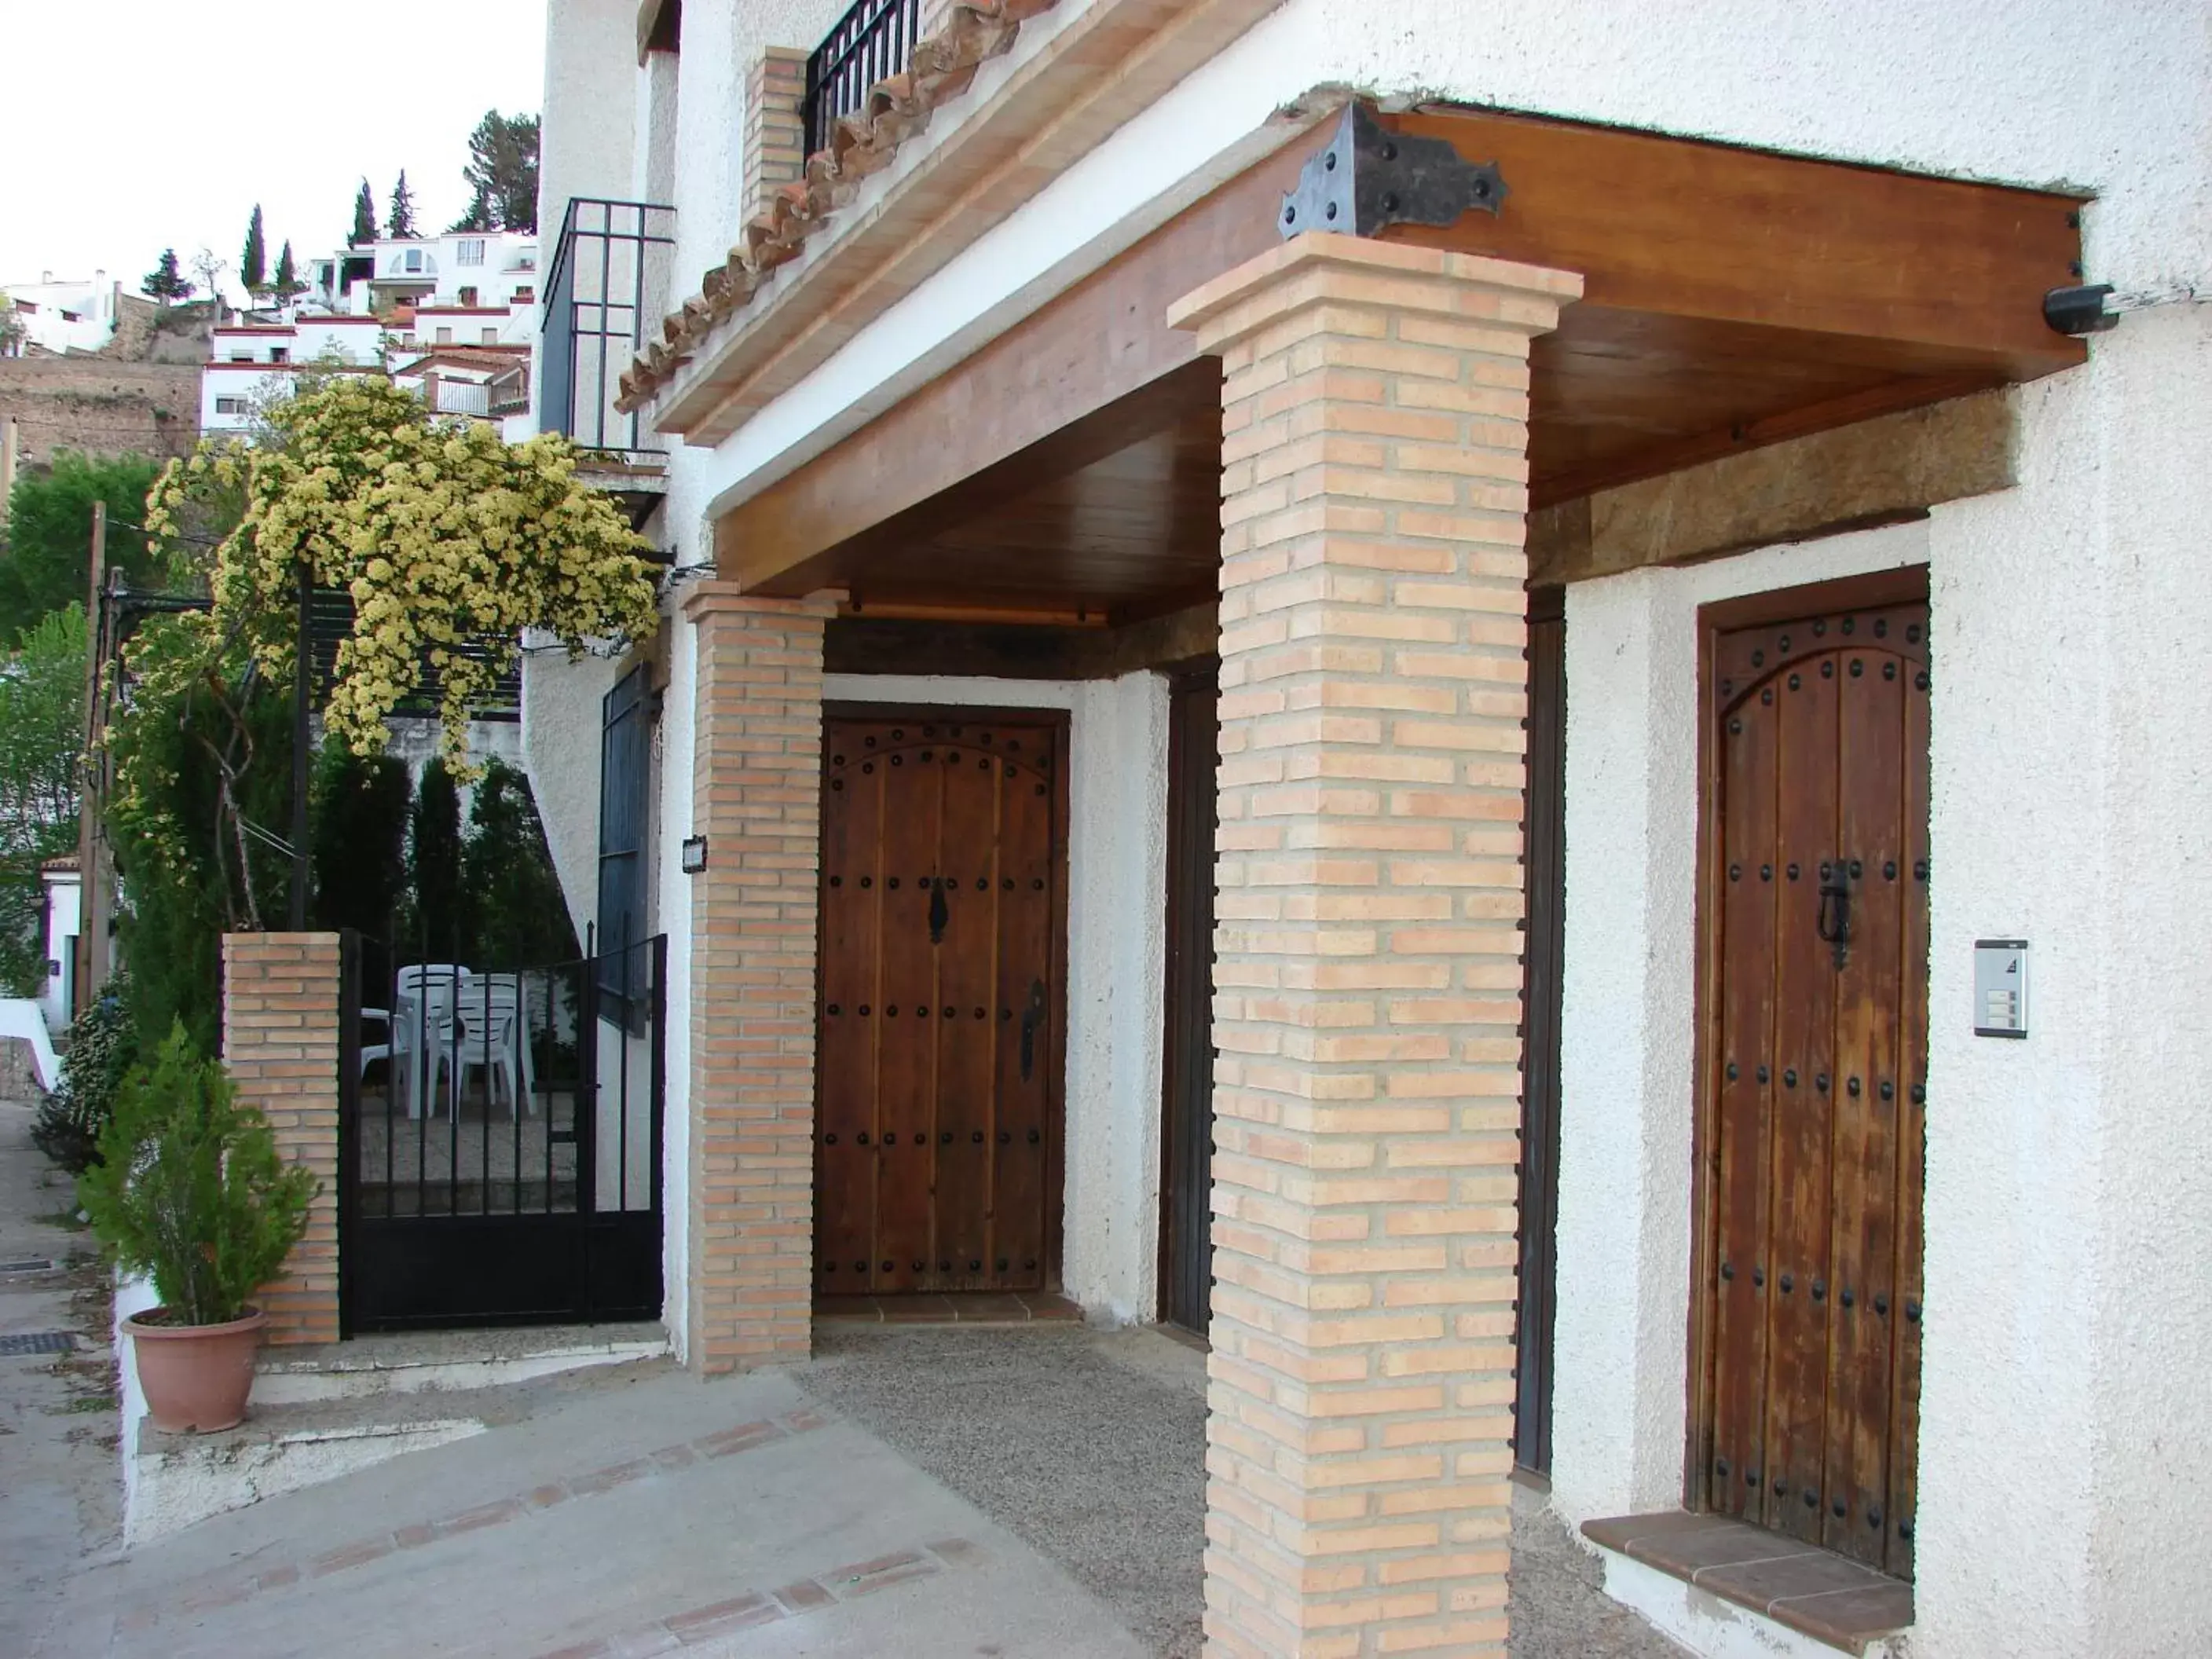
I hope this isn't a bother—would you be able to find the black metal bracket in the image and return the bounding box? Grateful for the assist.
[2044,283,2118,335]
[1279,103,1507,241]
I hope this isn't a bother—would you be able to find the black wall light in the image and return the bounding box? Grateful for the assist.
[681,837,708,874]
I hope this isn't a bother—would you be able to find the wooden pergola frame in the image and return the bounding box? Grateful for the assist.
[713,101,2085,612]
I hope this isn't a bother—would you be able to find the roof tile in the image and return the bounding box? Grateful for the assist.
[616,0,1062,414]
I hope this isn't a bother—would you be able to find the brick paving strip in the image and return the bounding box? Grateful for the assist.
[113,1407,834,1633]
[536,1536,990,1657]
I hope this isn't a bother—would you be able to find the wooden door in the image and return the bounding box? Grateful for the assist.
[1159,666,1219,1335]
[815,708,1066,1296]
[1515,588,1567,1475]
[1694,573,1929,1578]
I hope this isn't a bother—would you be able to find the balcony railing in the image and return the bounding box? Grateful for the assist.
[541,198,676,454]
[804,0,922,157]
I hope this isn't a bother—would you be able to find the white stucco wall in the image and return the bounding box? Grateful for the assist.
[545,5,2212,1641]
[1551,306,2212,1653]
[518,650,624,947]
[820,671,1172,1324]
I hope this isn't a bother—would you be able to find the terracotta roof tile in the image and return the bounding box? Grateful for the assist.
[617,0,1061,414]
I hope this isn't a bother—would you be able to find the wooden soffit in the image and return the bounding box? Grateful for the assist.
[721,101,2086,615]
[646,0,1294,445]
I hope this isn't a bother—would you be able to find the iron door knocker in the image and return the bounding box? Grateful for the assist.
[1019,980,1046,1082]
[1817,859,1851,969]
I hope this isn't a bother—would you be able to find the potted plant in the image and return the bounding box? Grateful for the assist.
[78,1024,317,1433]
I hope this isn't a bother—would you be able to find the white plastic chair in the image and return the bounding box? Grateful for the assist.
[454,976,538,1116]
[358,965,469,1119]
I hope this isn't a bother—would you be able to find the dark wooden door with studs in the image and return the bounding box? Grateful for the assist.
[1696,578,1930,1578]
[815,709,1066,1297]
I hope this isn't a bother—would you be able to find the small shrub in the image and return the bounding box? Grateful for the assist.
[32,978,140,1173]
[75,1023,316,1326]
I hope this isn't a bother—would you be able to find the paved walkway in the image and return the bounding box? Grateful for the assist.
[2,1095,1678,1657]
[0,1101,123,1658]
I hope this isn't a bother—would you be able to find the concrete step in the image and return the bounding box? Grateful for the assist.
[252,1320,667,1404]
[129,1390,506,1547]
[126,1332,672,1547]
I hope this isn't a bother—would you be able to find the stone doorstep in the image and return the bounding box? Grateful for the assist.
[254,1320,668,1404]
[1583,1511,1914,1655]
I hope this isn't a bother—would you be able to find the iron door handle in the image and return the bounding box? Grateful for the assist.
[928,878,948,944]
[1019,979,1046,1082]
[1816,859,1851,969]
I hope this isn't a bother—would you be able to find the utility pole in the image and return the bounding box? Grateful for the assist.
[0,416,18,527]
[289,562,311,928]
[76,501,114,1003]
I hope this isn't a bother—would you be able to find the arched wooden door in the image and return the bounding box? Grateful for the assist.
[814,707,1068,1297]
[1694,572,1930,1578]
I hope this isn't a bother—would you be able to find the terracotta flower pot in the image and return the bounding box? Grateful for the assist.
[127,1307,268,1433]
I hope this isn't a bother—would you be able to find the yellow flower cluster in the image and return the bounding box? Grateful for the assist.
[143,378,658,771]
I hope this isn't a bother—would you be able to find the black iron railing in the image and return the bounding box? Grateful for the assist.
[339,930,666,1331]
[540,198,676,453]
[804,0,922,157]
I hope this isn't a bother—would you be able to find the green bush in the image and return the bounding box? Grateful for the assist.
[76,1023,316,1327]
[31,976,139,1173]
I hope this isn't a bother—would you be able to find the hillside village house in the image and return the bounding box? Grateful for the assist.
[200,229,538,435]
[218,0,2206,1654]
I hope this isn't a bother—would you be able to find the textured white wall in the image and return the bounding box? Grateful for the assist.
[655,608,698,1358]
[534,0,639,434]
[821,671,1171,1324]
[569,9,2212,1641]
[518,650,622,949]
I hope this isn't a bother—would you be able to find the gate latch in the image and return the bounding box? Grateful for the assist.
[928,877,948,945]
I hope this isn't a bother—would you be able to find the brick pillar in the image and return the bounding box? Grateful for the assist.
[1169,234,1580,1657]
[221,932,342,1346]
[744,46,811,222]
[681,584,837,1372]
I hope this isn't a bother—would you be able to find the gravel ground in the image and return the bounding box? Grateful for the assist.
[796,1321,1680,1657]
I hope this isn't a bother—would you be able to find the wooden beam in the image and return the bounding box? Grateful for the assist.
[716,104,2084,596]
[1528,388,2016,583]
[715,149,1298,590]
[823,599,1218,679]
[1386,107,2086,381]
[736,360,1225,595]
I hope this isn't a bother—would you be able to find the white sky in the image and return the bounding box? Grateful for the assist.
[1,2,548,303]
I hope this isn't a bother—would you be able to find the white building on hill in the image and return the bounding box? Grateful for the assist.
[2,272,123,356]
[201,231,537,438]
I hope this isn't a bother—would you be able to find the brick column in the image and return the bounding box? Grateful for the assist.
[1169,234,1580,1657]
[221,932,342,1346]
[680,584,837,1372]
[743,47,811,222]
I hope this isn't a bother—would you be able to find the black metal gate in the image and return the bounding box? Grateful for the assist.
[338,932,666,1332]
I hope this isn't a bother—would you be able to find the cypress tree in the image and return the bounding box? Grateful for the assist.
[350,179,377,247]
[240,204,267,295]
[408,757,465,962]
[386,172,418,240]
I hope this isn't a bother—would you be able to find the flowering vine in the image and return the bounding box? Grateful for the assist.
[144,376,657,768]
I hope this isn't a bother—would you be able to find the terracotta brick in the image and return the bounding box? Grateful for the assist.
[1170,235,1577,1655]
[680,585,836,1373]
[221,933,340,1346]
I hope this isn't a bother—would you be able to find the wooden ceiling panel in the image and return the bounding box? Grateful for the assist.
[731,103,2087,619]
